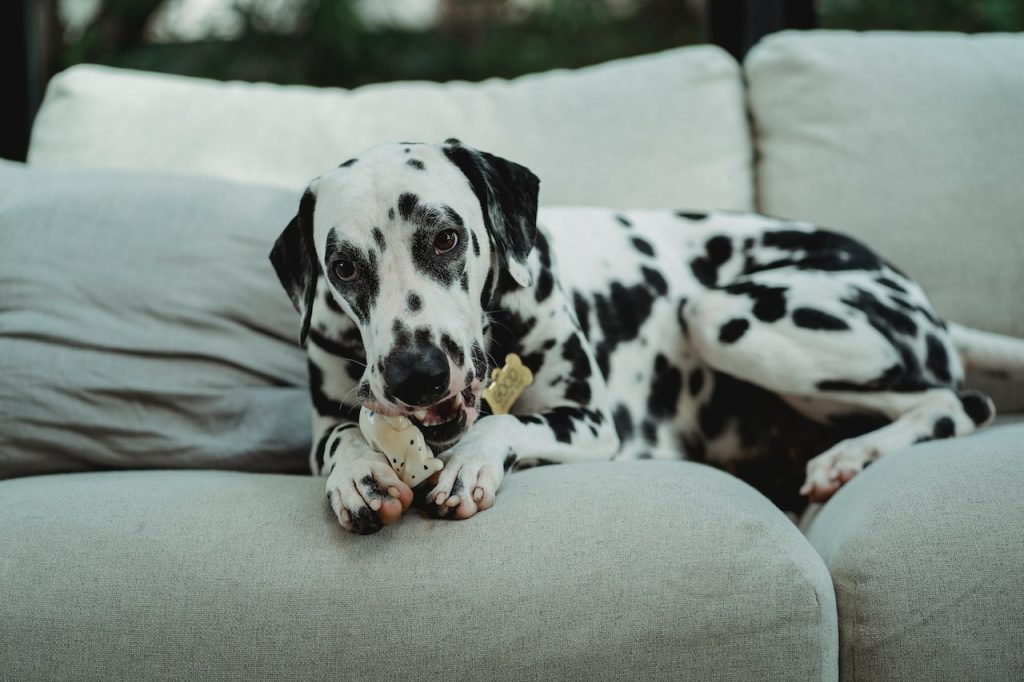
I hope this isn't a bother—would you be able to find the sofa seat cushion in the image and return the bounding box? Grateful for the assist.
[28,46,752,211]
[801,417,1024,681]
[745,30,1024,411]
[0,460,837,681]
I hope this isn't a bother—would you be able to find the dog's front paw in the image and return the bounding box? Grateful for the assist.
[326,453,414,534]
[423,451,504,520]
[799,437,882,503]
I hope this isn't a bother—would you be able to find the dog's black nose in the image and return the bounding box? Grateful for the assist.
[384,346,450,407]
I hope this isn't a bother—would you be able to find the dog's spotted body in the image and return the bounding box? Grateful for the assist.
[271,140,1004,534]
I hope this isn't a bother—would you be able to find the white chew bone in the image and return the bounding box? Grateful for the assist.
[358,407,444,487]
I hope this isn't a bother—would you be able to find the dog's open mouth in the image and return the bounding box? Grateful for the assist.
[405,385,476,446]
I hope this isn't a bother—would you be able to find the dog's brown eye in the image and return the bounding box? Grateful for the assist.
[334,260,357,282]
[434,229,459,255]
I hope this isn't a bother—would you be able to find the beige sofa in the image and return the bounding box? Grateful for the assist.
[2,30,1022,681]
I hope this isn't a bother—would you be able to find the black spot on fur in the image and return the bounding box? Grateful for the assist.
[722,280,788,322]
[594,282,654,348]
[842,288,918,337]
[388,207,396,221]
[631,237,655,257]
[615,214,632,228]
[648,355,682,419]
[460,271,469,291]
[876,276,908,293]
[958,391,993,426]
[339,158,357,167]
[690,258,717,287]
[413,326,432,349]
[689,236,735,288]
[407,159,425,170]
[925,334,952,384]
[572,292,591,339]
[676,211,708,221]
[504,451,518,471]
[933,417,955,439]
[561,334,593,404]
[688,367,704,396]
[641,266,668,296]
[792,307,849,331]
[641,419,657,444]
[471,231,480,256]
[440,333,465,367]
[308,327,365,381]
[612,404,633,442]
[705,236,732,265]
[759,229,892,273]
[480,269,495,309]
[372,227,386,252]
[407,292,422,312]
[677,298,689,336]
[545,406,588,444]
[535,267,554,302]
[591,282,655,377]
[323,288,345,315]
[398,193,419,221]
[718,318,750,343]
[391,319,412,350]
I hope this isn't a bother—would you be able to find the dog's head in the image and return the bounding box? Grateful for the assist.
[270,140,539,449]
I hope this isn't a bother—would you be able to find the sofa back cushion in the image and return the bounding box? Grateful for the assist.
[28,46,753,211]
[746,30,1024,409]
[0,162,309,478]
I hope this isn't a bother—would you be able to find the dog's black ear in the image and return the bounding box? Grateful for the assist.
[270,187,319,346]
[443,139,539,287]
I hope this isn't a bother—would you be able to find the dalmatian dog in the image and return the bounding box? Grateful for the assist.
[271,139,1021,534]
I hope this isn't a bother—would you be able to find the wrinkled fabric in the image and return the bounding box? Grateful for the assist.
[0,162,309,477]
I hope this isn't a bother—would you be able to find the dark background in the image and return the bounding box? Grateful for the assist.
[4,0,1022,161]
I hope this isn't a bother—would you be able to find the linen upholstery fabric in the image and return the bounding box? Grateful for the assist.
[745,31,1024,410]
[0,162,308,477]
[802,417,1024,682]
[0,461,838,681]
[27,46,754,211]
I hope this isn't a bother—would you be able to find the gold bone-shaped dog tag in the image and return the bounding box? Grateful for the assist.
[481,353,534,415]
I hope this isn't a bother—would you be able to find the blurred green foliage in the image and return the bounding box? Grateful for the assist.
[53,0,1024,88]
[819,0,1023,32]
[54,0,703,87]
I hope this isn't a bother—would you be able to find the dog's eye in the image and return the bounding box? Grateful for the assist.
[434,229,459,255]
[334,260,357,282]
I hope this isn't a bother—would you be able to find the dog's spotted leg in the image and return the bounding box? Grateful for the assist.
[682,267,995,501]
[799,387,994,501]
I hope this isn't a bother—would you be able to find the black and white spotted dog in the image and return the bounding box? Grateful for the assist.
[271,139,1021,534]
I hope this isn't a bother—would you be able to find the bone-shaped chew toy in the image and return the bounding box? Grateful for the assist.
[359,407,444,487]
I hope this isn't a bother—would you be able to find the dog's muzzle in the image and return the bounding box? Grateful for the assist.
[375,347,482,447]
